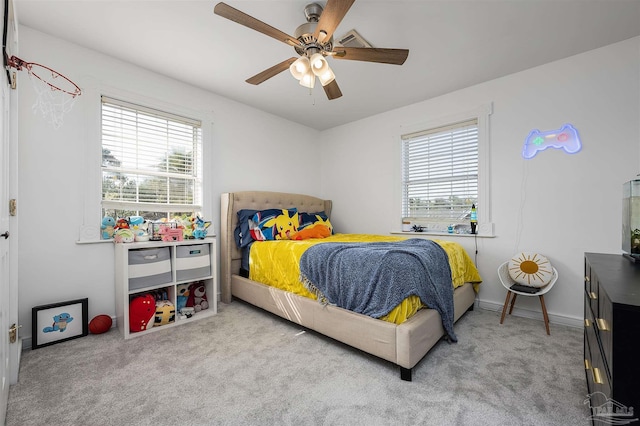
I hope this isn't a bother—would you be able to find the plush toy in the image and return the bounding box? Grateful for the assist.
[160,226,183,242]
[134,223,150,242]
[154,300,176,327]
[185,281,208,312]
[101,216,116,240]
[176,283,190,312]
[128,216,150,242]
[114,228,135,243]
[173,215,194,240]
[129,294,156,332]
[115,217,129,230]
[128,215,144,228]
[193,216,211,240]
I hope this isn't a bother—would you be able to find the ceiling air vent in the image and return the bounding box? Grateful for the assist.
[335,29,372,48]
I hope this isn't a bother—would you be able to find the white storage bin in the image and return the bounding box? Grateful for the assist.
[176,244,211,281]
[128,247,172,290]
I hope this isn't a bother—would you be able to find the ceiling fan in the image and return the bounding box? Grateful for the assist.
[213,0,409,100]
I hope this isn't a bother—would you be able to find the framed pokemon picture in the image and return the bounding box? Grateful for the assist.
[32,298,88,349]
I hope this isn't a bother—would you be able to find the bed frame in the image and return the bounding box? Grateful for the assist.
[220,191,476,381]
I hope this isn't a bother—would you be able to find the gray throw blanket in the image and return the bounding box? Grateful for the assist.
[299,238,457,342]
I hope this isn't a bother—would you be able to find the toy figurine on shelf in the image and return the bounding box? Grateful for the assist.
[411,224,425,232]
[115,217,129,230]
[114,228,135,243]
[193,216,211,239]
[128,215,150,242]
[470,204,478,234]
[101,216,116,239]
[159,225,183,242]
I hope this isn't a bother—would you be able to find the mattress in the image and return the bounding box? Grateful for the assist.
[248,233,482,324]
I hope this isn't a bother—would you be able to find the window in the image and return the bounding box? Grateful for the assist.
[101,96,203,221]
[400,104,492,234]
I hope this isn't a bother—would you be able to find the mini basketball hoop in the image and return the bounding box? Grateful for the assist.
[5,55,82,129]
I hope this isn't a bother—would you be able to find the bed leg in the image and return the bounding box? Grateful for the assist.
[400,367,412,381]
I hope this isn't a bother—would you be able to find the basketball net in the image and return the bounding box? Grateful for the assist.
[6,55,82,129]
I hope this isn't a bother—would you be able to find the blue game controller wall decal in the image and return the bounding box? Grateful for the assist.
[522,124,582,159]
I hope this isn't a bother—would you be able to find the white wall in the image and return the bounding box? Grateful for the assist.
[319,36,640,326]
[16,27,322,344]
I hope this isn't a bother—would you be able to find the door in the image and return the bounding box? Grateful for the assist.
[1,0,18,422]
[0,66,10,425]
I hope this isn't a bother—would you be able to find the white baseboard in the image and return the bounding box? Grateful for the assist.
[477,299,583,329]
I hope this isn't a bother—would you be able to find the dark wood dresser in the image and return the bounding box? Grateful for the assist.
[584,253,640,424]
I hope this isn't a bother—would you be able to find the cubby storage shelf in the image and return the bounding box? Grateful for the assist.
[114,237,217,339]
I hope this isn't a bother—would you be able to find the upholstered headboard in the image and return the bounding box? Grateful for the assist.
[220,191,332,303]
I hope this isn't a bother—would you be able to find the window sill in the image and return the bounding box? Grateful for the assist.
[76,239,114,245]
[76,236,217,245]
[390,231,496,238]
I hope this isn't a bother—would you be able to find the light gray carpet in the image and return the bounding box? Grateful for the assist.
[6,302,590,425]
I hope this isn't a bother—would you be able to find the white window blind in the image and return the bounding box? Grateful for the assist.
[401,119,478,224]
[101,96,203,220]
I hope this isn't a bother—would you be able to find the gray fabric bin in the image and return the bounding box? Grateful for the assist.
[176,244,211,281]
[128,247,172,290]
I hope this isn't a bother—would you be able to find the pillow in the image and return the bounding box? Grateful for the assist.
[293,224,332,240]
[249,208,299,241]
[299,211,333,234]
[234,209,258,249]
[508,252,554,288]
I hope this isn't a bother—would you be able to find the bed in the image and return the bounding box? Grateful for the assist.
[220,191,481,381]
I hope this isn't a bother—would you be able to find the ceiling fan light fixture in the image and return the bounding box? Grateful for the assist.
[289,56,310,80]
[317,30,328,43]
[309,52,330,76]
[299,70,316,89]
[318,68,336,86]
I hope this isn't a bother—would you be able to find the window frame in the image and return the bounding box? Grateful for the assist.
[78,87,213,243]
[100,96,203,220]
[396,103,493,236]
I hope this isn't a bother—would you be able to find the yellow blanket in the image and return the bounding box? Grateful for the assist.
[249,234,482,324]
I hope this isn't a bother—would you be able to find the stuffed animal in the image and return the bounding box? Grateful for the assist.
[176,283,190,312]
[193,216,211,239]
[154,300,175,327]
[114,228,135,243]
[173,215,194,239]
[128,215,144,229]
[159,226,183,242]
[185,281,208,312]
[101,216,116,240]
[115,217,129,230]
[129,294,156,332]
[128,216,150,242]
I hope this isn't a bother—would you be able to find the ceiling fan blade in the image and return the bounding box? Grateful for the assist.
[323,79,343,100]
[214,2,301,48]
[313,0,355,42]
[333,47,409,65]
[246,57,298,85]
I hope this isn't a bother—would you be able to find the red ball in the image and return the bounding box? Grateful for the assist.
[89,314,113,334]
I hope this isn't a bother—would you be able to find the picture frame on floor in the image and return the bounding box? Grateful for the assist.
[32,298,88,349]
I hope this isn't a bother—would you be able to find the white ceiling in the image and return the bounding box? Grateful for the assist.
[14,0,640,131]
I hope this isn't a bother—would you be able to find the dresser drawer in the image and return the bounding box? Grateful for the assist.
[585,334,612,403]
[596,288,613,379]
[584,252,640,423]
[587,271,600,318]
[584,260,593,299]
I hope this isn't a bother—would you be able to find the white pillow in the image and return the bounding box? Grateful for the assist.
[508,252,554,288]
